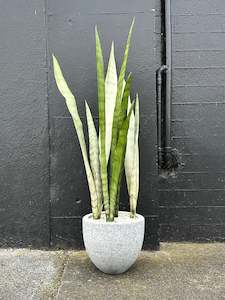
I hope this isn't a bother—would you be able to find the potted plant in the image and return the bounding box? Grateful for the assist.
[53,19,144,275]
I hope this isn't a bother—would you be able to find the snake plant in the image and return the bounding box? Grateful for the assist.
[53,19,139,221]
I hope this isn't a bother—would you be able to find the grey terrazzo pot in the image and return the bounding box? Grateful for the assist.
[82,211,145,274]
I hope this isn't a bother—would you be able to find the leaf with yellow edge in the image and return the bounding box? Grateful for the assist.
[110,18,135,173]
[109,101,135,221]
[52,54,100,219]
[85,101,102,214]
[95,26,110,219]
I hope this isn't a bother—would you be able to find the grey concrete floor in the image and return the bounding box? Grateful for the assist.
[0,243,225,300]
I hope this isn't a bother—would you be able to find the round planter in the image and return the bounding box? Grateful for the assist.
[82,211,145,274]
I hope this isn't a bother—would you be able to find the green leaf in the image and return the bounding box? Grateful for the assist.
[114,73,132,216]
[124,97,135,195]
[105,42,118,164]
[95,27,110,219]
[134,94,139,145]
[125,94,139,217]
[52,55,100,219]
[85,101,103,214]
[109,101,135,221]
[132,95,140,214]
[110,18,135,172]
[118,73,132,130]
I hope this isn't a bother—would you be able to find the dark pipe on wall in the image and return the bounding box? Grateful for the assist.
[165,0,172,148]
[157,0,179,176]
[156,65,168,168]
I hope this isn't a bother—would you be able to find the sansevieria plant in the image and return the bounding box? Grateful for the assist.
[53,19,139,222]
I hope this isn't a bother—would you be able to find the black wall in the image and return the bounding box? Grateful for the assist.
[0,1,49,247]
[1,0,225,248]
[159,0,225,242]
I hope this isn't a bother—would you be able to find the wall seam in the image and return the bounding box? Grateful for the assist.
[44,0,52,248]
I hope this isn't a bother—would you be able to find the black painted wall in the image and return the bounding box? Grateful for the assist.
[159,0,225,242]
[0,1,49,247]
[1,0,225,248]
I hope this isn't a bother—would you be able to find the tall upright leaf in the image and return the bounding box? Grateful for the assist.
[110,18,135,173]
[105,42,117,164]
[125,94,139,217]
[131,95,140,214]
[85,101,102,215]
[95,27,110,219]
[109,102,135,221]
[118,73,132,130]
[125,97,135,194]
[114,73,132,216]
[52,55,100,219]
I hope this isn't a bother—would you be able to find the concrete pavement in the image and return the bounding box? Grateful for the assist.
[1,243,225,300]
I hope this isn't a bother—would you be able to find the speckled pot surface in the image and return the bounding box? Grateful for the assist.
[82,211,145,274]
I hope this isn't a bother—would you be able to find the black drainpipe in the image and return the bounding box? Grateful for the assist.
[156,0,179,176]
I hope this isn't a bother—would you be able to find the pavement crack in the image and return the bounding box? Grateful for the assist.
[52,251,69,300]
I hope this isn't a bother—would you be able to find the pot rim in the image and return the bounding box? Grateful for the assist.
[82,211,144,225]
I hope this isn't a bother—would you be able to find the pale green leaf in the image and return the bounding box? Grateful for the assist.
[95,27,110,219]
[85,101,102,214]
[125,94,139,216]
[105,42,117,164]
[110,18,135,173]
[125,96,135,194]
[52,54,100,219]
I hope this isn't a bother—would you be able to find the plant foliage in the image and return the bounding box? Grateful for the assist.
[53,19,140,221]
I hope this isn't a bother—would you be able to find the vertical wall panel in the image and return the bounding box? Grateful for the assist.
[160,0,225,242]
[0,1,49,247]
